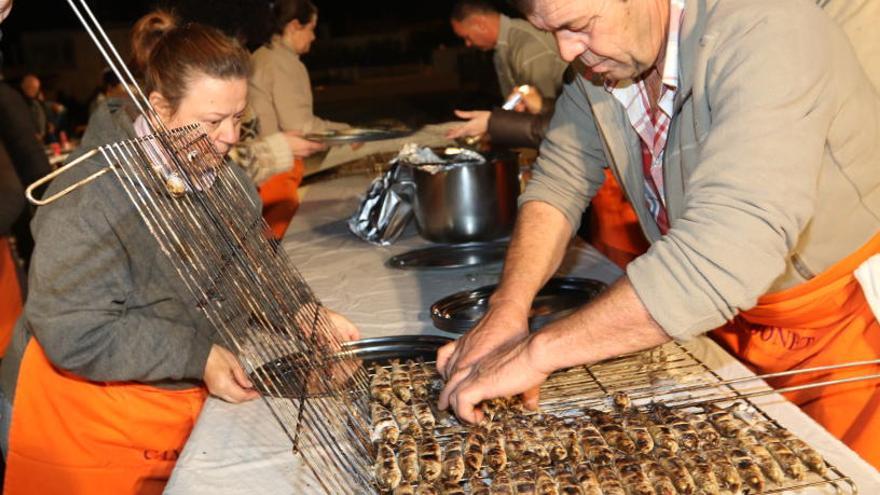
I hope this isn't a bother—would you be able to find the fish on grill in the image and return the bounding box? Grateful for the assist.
[512,469,537,495]
[393,483,416,495]
[486,423,508,471]
[752,430,807,481]
[464,427,486,473]
[739,434,786,484]
[576,421,615,466]
[439,481,466,495]
[680,451,722,495]
[704,404,749,438]
[470,476,491,495]
[480,397,509,422]
[726,444,766,493]
[415,484,440,495]
[490,472,515,495]
[612,391,632,411]
[574,462,603,495]
[651,404,700,451]
[704,448,744,494]
[519,421,552,466]
[595,465,627,495]
[536,418,568,464]
[442,437,466,483]
[556,471,584,495]
[658,457,697,495]
[622,411,655,454]
[589,409,637,455]
[375,442,402,492]
[419,435,444,482]
[391,396,422,437]
[646,423,678,455]
[390,359,413,403]
[536,468,560,495]
[371,365,395,407]
[397,434,420,483]
[614,456,656,495]
[764,425,827,475]
[413,400,436,432]
[371,402,400,445]
[503,420,527,463]
[409,360,431,399]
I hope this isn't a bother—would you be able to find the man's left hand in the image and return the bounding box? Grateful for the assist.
[438,333,552,424]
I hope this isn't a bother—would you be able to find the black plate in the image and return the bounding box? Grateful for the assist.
[431,277,607,334]
[387,242,508,270]
[304,127,413,144]
[250,335,451,399]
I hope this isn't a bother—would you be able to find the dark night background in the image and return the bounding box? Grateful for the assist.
[0,0,523,132]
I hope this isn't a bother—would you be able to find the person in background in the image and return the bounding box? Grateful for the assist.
[19,74,48,142]
[450,0,568,101]
[0,0,52,358]
[88,68,126,115]
[0,19,359,494]
[249,0,349,136]
[437,0,880,469]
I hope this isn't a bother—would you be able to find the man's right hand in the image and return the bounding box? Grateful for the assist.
[435,299,531,382]
[203,344,260,403]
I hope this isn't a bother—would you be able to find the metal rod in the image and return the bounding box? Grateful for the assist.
[25,149,106,205]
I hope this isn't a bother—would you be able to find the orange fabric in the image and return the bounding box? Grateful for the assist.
[4,340,207,495]
[712,233,880,469]
[588,170,650,268]
[0,237,22,357]
[259,158,304,240]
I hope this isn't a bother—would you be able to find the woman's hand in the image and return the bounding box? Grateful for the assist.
[283,131,327,158]
[445,110,491,139]
[203,344,260,403]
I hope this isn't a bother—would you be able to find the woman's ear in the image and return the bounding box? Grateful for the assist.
[148,91,173,123]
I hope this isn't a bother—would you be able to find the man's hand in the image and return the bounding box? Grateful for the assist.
[438,332,552,424]
[283,131,327,158]
[508,86,543,114]
[324,308,360,343]
[0,0,12,24]
[203,344,260,403]
[445,110,491,139]
[436,299,530,382]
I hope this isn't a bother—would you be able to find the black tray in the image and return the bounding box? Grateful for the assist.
[430,277,607,334]
[387,242,508,270]
[250,335,452,399]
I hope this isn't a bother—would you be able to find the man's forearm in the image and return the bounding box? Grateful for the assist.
[530,276,671,372]
[491,201,573,312]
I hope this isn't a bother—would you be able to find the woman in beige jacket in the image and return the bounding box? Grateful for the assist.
[249,0,348,137]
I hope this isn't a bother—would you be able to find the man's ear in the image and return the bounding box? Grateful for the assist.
[148,91,172,123]
[284,19,304,36]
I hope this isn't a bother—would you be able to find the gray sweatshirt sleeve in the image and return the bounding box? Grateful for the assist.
[517,77,608,232]
[25,172,214,383]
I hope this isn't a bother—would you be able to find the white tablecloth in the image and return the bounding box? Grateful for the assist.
[165,175,880,494]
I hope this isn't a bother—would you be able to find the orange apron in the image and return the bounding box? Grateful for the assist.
[0,236,22,357]
[259,158,305,240]
[588,170,650,268]
[712,233,880,469]
[4,339,207,495]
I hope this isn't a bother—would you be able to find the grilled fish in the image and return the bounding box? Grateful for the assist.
[739,434,785,483]
[480,397,509,422]
[622,411,655,454]
[419,435,444,482]
[536,468,560,495]
[519,421,552,466]
[490,473,515,495]
[727,445,766,493]
[371,365,395,407]
[557,472,585,495]
[439,481,466,495]
[641,457,678,495]
[766,425,827,475]
[371,402,400,444]
[590,409,637,455]
[503,420,527,463]
[577,421,614,466]
[551,420,583,464]
[704,404,749,438]
[442,437,466,482]
[658,457,698,495]
[595,465,627,495]
[464,427,486,473]
[512,469,536,495]
[390,359,413,403]
[391,396,422,437]
[415,484,440,495]
[646,423,679,455]
[470,476,492,495]
[398,434,420,483]
[705,448,743,494]
[409,360,431,400]
[681,451,722,495]
[651,404,700,451]
[486,424,508,471]
[612,391,632,411]
[614,456,656,495]
[574,462,603,495]
[393,483,416,495]
[536,418,568,464]
[413,399,436,432]
[375,442,402,492]
[753,431,807,481]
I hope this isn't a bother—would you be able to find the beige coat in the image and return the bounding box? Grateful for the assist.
[493,14,569,99]
[821,0,880,92]
[520,0,880,339]
[249,36,348,137]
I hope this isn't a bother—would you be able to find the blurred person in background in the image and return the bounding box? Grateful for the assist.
[249,0,349,136]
